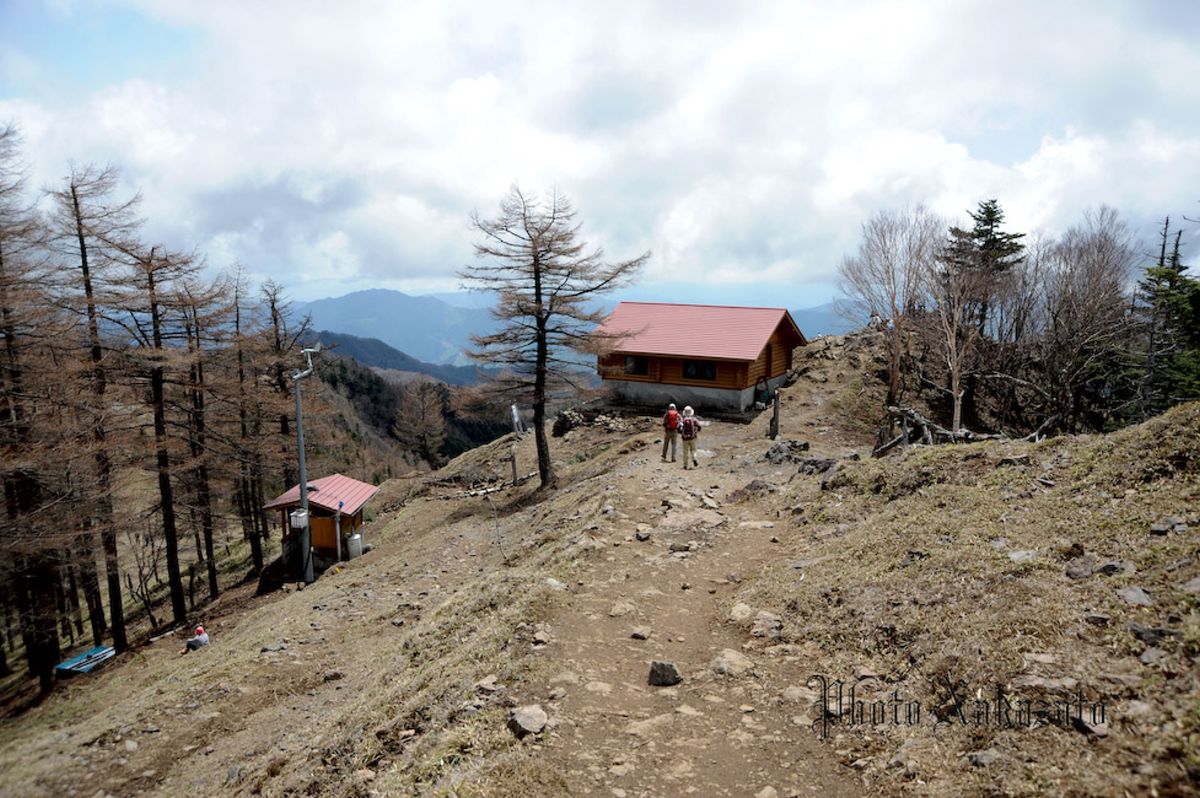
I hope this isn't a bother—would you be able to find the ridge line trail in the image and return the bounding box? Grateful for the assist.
[541,383,868,797]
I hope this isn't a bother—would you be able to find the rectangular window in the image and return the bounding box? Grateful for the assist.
[682,359,717,381]
[624,355,649,376]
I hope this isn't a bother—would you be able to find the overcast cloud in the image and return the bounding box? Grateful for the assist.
[2,0,1198,306]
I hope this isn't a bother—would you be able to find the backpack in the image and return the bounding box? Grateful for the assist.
[664,409,679,430]
[680,417,699,440]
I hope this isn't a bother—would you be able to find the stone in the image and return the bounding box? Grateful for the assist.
[609,601,635,617]
[1096,560,1135,576]
[1064,555,1095,579]
[783,685,817,703]
[475,675,501,694]
[1083,612,1110,626]
[635,528,652,542]
[669,541,691,552]
[507,705,548,739]
[630,626,652,640]
[225,766,242,785]
[965,748,1001,767]
[751,611,783,639]
[648,661,683,686]
[1008,549,1036,563]
[260,640,287,653]
[755,788,779,798]
[1181,575,1200,594]
[124,739,138,752]
[323,670,343,682]
[1139,647,1166,666]
[729,603,754,623]
[625,713,673,737]
[532,629,551,646]
[1011,675,1078,694]
[997,454,1031,468]
[545,578,567,591]
[1151,515,1187,535]
[1128,622,1173,647]
[710,648,754,676]
[701,495,721,510]
[547,687,566,700]
[1117,586,1153,607]
[1072,717,1109,737]
[764,440,810,464]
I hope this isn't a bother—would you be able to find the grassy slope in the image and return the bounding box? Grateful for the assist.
[0,332,1195,797]
[741,401,1200,796]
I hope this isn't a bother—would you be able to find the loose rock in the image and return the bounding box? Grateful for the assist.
[965,748,1002,767]
[507,705,548,739]
[729,603,754,623]
[710,648,754,676]
[751,611,783,639]
[1065,555,1095,579]
[609,601,635,617]
[1117,586,1153,607]
[648,660,683,686]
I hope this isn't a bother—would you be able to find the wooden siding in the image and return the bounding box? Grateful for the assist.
[746,327,796,383]
[600,354,748,389]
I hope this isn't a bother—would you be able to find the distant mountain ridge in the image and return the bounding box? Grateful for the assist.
[297,289,854,367]
[308,330,484,386]
[789,302,857,337]
[297,289,495,365]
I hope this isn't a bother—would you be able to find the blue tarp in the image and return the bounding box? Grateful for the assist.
[54,646,116,677]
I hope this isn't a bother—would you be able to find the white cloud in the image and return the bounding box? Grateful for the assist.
[2,0,1198,302]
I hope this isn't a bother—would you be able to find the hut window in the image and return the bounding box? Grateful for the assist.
[624,355,649,375]
[682,360,717,381]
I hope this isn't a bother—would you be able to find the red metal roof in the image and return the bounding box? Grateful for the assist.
[595,302,806,361]
[263,473,380,516]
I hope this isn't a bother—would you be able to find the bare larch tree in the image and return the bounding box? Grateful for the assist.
[462,186,647,488]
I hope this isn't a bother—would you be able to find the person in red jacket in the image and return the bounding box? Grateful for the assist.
[661,403,680,462]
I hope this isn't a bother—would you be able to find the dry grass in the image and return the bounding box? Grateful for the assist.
[740,402,1200,796]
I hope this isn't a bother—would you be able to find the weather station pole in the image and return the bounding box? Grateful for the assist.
[293,344,320,584]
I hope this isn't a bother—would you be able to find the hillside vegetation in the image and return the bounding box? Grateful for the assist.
[0,332,1195,797]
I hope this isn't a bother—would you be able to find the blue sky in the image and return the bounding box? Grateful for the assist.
[2,1,1198,308]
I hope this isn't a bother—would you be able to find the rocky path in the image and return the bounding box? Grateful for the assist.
[539,406,866,797]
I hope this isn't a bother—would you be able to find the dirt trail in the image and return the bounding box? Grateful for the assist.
[539,392,870,797]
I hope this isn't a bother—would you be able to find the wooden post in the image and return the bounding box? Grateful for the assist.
[509,443,518,485]
[768,391,780,440]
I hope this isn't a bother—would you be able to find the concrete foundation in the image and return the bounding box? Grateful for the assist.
[607,373,788,413]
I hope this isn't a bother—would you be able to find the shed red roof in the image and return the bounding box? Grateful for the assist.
[595,302,805,361]
[263,473,380,516]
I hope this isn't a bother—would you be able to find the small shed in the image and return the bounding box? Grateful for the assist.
[595,302,808,412]
[263,473,380,558]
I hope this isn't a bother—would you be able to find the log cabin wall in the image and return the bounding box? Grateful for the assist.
[747,327,795,383]
[599,354,749,389]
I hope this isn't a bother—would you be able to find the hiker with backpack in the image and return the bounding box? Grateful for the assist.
[679,406,701,469]
[661,403,680,462]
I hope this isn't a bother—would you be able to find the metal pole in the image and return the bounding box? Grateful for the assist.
[293,345,319,584]
[335,501,343,565]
